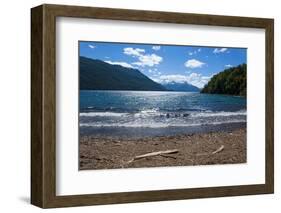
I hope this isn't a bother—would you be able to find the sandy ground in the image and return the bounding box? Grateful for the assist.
[79,128,246,170]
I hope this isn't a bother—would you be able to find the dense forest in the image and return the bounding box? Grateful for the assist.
[201,64,246,96]
[80,57,167,91]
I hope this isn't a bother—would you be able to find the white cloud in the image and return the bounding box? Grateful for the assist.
[225,64,233,68]
[184,59,205,68]
[153,73,211,88]
[104,60,135,69]
[152,46,161,51]
[124,47,163,67]
[188,48,201,56]
[213,48,228,54]
[88,44,96,49]
[147,68,162,76]
[123,47,145,57]
[133,54,163,67]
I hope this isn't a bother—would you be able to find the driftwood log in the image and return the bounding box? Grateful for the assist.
[127,149,179,164]
[196,145,225,156]
[211,145,224,154]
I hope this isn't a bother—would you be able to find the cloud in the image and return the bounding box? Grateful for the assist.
[123,47,145,57]
[184,59,205,68]
[133,54,163,67]
[153,73,211,88]
[213,48,227,54]
[147,68,161,76]
[152,46,161,51]
[124,47,163,67]
[188,48,201,56]
[225,64,233,68]
[104,60,135,69]
[88,44,96,49]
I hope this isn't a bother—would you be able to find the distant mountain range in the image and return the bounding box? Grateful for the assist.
[162,82,200,92]
[79,57,200,92]
[80,57,166,91]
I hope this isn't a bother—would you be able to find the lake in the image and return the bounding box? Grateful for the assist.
[79,90,246,138]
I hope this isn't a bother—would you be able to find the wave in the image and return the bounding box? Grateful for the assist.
[80,109,162,118]
[190,110,246,118]
[133,108,161,118]
[80,109,246,119]
[80,112,129,117]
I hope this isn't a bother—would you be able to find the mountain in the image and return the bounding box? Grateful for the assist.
[79,57,167,91]
[201,64,246,96]
[162,82,200,92]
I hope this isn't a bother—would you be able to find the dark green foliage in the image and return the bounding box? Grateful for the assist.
[201,64,247,96]
[79,57,167,91]
[163,82,200,92]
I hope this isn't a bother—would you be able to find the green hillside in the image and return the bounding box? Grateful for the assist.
[201,64,246,96]
[79,57,167,91]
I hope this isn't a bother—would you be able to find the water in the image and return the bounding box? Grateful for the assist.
[79,90,246,138]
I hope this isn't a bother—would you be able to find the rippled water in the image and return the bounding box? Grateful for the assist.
[79,90,246,137]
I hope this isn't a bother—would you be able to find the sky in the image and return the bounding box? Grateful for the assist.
[79,41,247,88]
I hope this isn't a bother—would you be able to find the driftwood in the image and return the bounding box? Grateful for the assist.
[212,145,224,154]
[196,145,224,156]
[127,149,179,164]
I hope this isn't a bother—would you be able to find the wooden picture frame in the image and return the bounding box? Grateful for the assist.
[31,4,274,208]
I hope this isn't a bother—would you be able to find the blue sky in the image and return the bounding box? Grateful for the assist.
[79,41,246,88]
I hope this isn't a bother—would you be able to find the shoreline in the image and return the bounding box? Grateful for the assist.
[80,122,246,138]
[79,128,246,170]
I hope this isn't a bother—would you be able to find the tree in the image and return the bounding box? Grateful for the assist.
[201,64,246,96]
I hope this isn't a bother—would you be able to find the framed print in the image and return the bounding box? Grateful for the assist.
[31,4,274,208]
